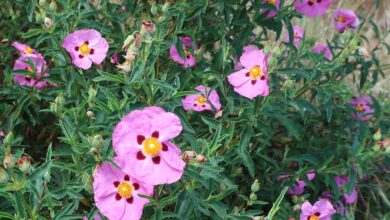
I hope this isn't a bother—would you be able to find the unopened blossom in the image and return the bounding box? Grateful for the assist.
[113,107,185,185]
[262,0,280,18]
[18,156,31,173]
[350,96,374,121]
[62,29,109,69]
[334,9,359,32]
[312,44,332,60]
[228,48,269,99]
[93,163,153,220]
[335,176,358,204]
[277,171,316,195]
[169,36,197,68]
[182,85,221,112]
[13,54,53,89]
[285,25,304,47]
[295,0,332,17]
[300,199,336,220]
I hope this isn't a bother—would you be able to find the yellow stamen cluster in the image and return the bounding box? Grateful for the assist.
[143,137,162,156]
[79,43,91,55]
[117,182,133,198]
[249,65,262,79]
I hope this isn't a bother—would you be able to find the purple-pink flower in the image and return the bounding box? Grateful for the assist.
[312,43,332,60]
[335,176,358,204]
[285,25,304,47]
[262,0,281,18]
[112,107,185,185]
[228,49,269,99]
[12,42,41,57]
[300,199,336,220]
[233,45,258,70]
[13,54,53,89]
[169,36,197,68]
[278,171,316,195]
[181,85,221,112]
[350,96,374,121]
[294,0,332,17]
[62,29,109,70]
[93,163,153,220]
[334,9,359,32]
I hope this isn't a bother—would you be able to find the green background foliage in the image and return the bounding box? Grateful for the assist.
[0,0,389,219]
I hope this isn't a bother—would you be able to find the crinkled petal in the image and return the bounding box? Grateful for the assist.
[240,49,266,70]
[228,69,251,88]
[88,37,109,64]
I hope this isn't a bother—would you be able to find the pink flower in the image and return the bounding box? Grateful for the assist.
[227,49,269,99]
[112,107,185,185]
[334,9,359,32]
[82,215,101,220]
[169,36,197,68]
[294,0,332,17]
[285,25,304,47]
[181,85,221,112]
[12,42,42,57]
[278,171,316,195]
[93,163,153,220]
[262,0,281,18]
[62,29,109,70]
[13,54,53,89]
[233,45,258,70]
[300,199,336,220]
[312,43,332,60]
[350,96,374,121]
[334,176,358,204]
[0,131,5,137]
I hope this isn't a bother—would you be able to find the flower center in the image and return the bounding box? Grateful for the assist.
[356,104,364,111]
[268,0,276,5]
[309,216,319,220]
[25,47,33,54]
[337,16,346,23]
[143,137,162,156]
[79,43,91,55]
[196,95,207,105]
[249,65,262,79]
[117,181,133,198]
[184,50,191,58]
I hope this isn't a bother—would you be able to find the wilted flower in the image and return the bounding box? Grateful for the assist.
[169,36,198,68]
[44,17,53,29]
[18,156,31,173]
[300,199,336,220]
[112,107,186,185]
[195,154,206,163]
[87,110,96,120]
[285,25,304,47]
[93,163,153,220]
[350,96,374,121]
[182,150,197,162]
[182,85,221,112]
[334,9,359,32]
[3,149,15,169]
[312,44,332,60]
[294,0,332,17]
[62,29,109,69]
[228,48,269,99]
[262,0,280,18]
[335,176,358,204]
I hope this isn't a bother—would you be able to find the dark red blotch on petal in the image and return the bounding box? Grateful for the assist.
[126,197,134,204]
[137,135,145,145]
[124,175,130,181]
[152,131,159,138]
[113,181,120,187]
[136,151,146,160]
[133,183,140,190]
[251,80,256,85]
[115,193,121,201]
[162,143,168,151]
[152,156,161,164]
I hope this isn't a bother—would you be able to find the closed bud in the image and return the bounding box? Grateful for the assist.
[251,179,260,192]
[162,2,170,14]
[150,4,158,15]
[182,151,196,162]
[44,17,53,29]
[49,0,57,11]
[373,144,381,151]
[55,93,64,106]
[373,129,382,141]
[91,135,104,149]
[196,154,206,163]
[35,12,45,23]
[0,167,8,183]
[3,132,13,147]
[39,0,47,6]
[3,149,15,169]
[385,147,390,154]
[18,156,31,174]
[249,192,257,201]
[87,111,96,120]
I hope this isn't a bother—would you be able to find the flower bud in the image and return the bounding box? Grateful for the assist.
[39,0,47,6]
[91,134,104,149]
[87,111,96,120]
[49,0,57,11]
[251,179,260,192]
[3,132,13,147]
[182,151,196,162]
[0,167,9,183]
[196,154,206,163]
[385,147,390,154]
[162,2,170,14]
[373,143,381,151]
[55,93,64,106]
[373,129,382,141]
[44,17,53,29]
[214,110,224,119]
[150,4,158,15]
[249,192,257,201]
[3,149,15,169]
[18,156,31,174]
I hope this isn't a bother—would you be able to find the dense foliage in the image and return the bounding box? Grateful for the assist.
[0,0,389,219]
